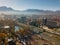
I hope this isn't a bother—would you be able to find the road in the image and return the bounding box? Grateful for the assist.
[15,21,60,45]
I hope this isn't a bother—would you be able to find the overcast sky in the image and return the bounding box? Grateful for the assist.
[0,0,60,11]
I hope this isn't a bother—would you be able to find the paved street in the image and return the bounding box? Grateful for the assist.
[16,22,60,45]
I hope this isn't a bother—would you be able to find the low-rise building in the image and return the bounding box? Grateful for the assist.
[46,20,60,28]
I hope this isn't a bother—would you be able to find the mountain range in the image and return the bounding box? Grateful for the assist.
[0,6,60,15]
[0,6,14,11]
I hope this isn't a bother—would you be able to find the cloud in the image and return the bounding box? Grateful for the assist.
[0,0,20,10]
[0,0,15,7]
[0,0,9,5]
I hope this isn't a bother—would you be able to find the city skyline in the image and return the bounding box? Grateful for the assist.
[0,0,60,11]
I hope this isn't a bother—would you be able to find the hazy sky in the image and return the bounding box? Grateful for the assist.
[0,0,60,11]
